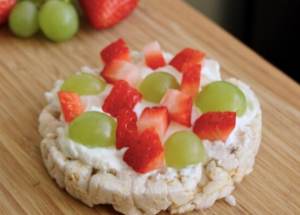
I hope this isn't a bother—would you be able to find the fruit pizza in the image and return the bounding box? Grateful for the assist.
[39,39,262,215]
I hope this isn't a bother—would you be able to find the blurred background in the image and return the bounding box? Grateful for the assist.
[184,0,299,83]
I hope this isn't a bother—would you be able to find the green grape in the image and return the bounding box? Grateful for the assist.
[69,111,117,148]
[164,131,206,169]
[8,1,39,38]
[60,73,106,96]
[38,0,78,42]
[139,72,180,103]
[196,81,247,117]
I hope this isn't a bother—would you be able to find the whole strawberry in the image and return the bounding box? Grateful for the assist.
[79,0,139,29]
[0,0,17,26]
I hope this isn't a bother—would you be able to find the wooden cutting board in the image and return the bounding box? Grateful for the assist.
[0,0,300,214]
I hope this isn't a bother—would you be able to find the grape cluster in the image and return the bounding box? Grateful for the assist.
[9,0,79,42]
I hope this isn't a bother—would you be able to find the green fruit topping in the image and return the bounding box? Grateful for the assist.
[69,111,117,148]
[38,0,78,42]
[196,81,247,117]
[139,72,180,103]
[60,73,106,96]
[9,1,39,38]
[164,131,206,169]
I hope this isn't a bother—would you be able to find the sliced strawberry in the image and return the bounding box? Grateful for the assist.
[187,49,206,65]
[79,0,139,29]
[169,48,193,72]
[123,127,164,174]
[193,112,236,143]
[180,63,201,100]
[0,0,17,26]
[137,106,169,141]
[100,60,141,88]
[169,48,205,72]
[160,89,192,127]
[102,80,142,117]
[143,41,166,70]
[57,91,84,122]
[100,39,130,64]
[116,109,138,150]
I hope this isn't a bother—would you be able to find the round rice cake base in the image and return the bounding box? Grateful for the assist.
[39,75,262,215]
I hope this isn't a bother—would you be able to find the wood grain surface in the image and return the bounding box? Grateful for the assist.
[1,0,300,214]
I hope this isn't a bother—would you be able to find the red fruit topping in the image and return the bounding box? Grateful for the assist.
[57,91,84,122]
[169,48,205,72]
[100,39,130,64]
[160,89,192,127]
[79,0,139,29]
[143,41,166,70]
[180,63,201,100]
[123,127,164,174]
[100,60,141,88]
[193,111,236,143]
[169,48,193,72]
[137,106,169,141]
[0,0,17,26]
[116,109,138,150]
[102,80,142,118]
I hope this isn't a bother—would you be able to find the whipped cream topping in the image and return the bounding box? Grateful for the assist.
[46,52,259,176]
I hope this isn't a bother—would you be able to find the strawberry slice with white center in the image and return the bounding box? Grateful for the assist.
[100,60,141,88]
[160,89,192,127]
[169,48,205,72]
[123,127,164,174]
[180,63,201,100]
[100,39,130,64]
[193,111,236,143]
[116,109,138,150]
[57,91,84,122]
[143,41,166,70]
[102,80,142,117]
[137,106,169,141]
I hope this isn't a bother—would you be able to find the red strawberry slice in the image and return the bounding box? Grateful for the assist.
[57,91,84,122]
[169,48,205,72]
[180,63,201,100]
[100,60,141,88]
[137,106,169,141]
[143,41,166,70]
[79,0,139,29]
[193,112,236,143]
[0,0,17,26]
[123,127,164,174]
[116,109,138,150]
[160,89,192,127]
[102,80,142,118]
[100,39,131,64]
[169,48,193,72]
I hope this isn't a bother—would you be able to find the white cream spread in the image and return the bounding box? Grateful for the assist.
[47,52,259,176]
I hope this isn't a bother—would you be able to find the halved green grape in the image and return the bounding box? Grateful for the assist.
[164,131,206,169]
[38,0,78,42]
[9,1,39,38]
[60,73,106,96]
[69,111,116,147]
[139,72,180,103]
[196,81,247,117]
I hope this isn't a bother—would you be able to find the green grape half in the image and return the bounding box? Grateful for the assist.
[196,81,247,117]
[38,0,78,42]
[164,131,206,169]
[139,72,180,103]
[60,73,106,96]
[69,111,117,148]
[8,1,39,38]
